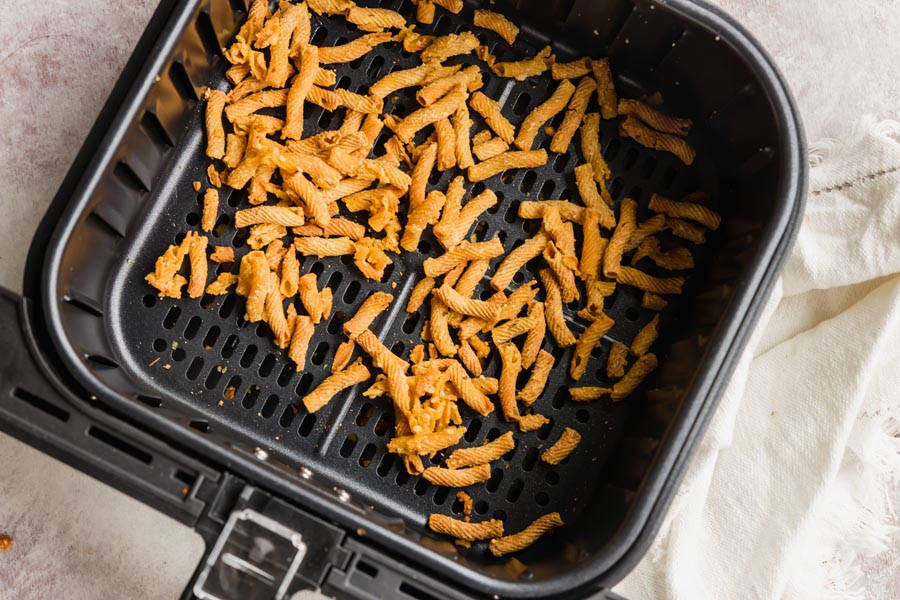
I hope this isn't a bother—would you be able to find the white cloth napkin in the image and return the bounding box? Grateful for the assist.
[615,117,900,600]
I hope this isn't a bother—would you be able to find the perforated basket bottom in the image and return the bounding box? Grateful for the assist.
[111,0,715,561]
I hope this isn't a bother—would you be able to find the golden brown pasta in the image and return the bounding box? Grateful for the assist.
[550,77,596,154]
[611,353,657,400]
[422,464,490,487]
[515,80,576,151]
[468,148,548,182]
[520,301,546,369]
[407,277,436,313]
[631,314,660,357]
[282,44,319,140]
[618,98,691,136]
[492,46,552,81]
[517,349,554,406]
[433,189,496,249]
[279,245,299,297]
[468,92,515,144]
[592,58,617,120]
[388,426,465,455]
[632,237,694,271]
[490,230,549,291]
[434,117,457,171]
[224,89,288,123]
[303,360,371,413]
[402,189,445,252]
[517,412,550,432]
[417,65,482,107]
[498,342,522,422]
[457,339,482,376]
[201,188,219,233]
[446,431,514,469]
[603,198,637,279]
[394,85,467,144]
[620,115,695,165]
[344,291,394,337]
[235,206,306,228]
[538,269,576,347]
[207,164,224,188]
[288,315,315,368]
[491,315,537,346]
[579,208,602,279]
[428,514,504,541]
[423,238,505,277]
[667,217,707,245]
[420,31,479,62]
[294,236,356,257]
[606,340,628,379]
[648,193,720,230]
[345,7,406,32]
[435,284,500,321]
[569,386,611,402]
[570,312,614,380]
[370,63,439,98]
[489,512,563,557]
[330,339,356,373]
[580,113,612,185]
[318,32,392,64]
[641,292,668,311]
[433,0,463,12]
[496,280,537,321]
[624,213,667,251]
[541,427,581,465]
[292,218,366,241]
[223,133,247,171]
[472,137,509,161]
[473,9,519,45]
[518,200,586,224]
[543,242,579,303]
[205,272,239,295]
[186,232,208,299]
[452,104,475,170]
[453,258,490,300]
[617,266,684,295]
[551,58,592,80]
[446,362,494,416]
[307,0,354,16]
[430,297,457,357]
[295,272,326,323]
[414,0,435,24]
[204,89,227,159]
[574,163,614,216]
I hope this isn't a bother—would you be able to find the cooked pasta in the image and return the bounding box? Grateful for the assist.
[303,360,372,413]
[592,58,617,119]
[204,89,227,159]
[667,217,707,244]
[539,269,576,347]
[606,340,629,379]
[611,353,658,400]
[632,237,694,271]
[517,350,554,406]
[569,387,611,402]
[318,32,392,64]
[492,46,552,81]
[472,137,509,161]
[489,512,563,557]
[423,238,505,277]
[446,431,515,469]
[447,362,494,416]
[541,427,581,465]
[518,200,585,224]
[201,188,219,232]
[294,236,356,257]
[514,79,575,151]
[344,291,394,337]
[433,189,496,249]
[417,65,482,107]
[428,514,504,541]
[205,272,239,295]
[618,98,691,136]
[616,266,684,295]
[288,315,315,369]
[435,284,501,321]
[420,31,479,62]
[516,412,549,432]
[551,58,591,80]
[235,206,306,228]
[620,115,696,165]
[550,77,596,154]
[579,113,611,185]
[451,104,475,170]
[641,292,668,311]
[430,297,457,357]
[331,339,356,373]
[393,85,467,143]
[434,117,457,171]
[624,213,667,252]
[603,198,637,279]
[543,242,579,303]
[282,44,319,139]
[186,232,208,299]
[279,246,299,297]
[422,464,491,487]
[473,9,519,45]
[407,277,436,313]
[648,193,720,230]
[345,7,406,32]
[468,91,515,144]
[490,230,549,291]
[631,314,660,357]
[491,315,537,346]
[520,301,546,369]
[570,312,614,381]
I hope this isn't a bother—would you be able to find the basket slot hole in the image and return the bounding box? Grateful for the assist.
[373,413,390,436]
[240,344,258,368]
[640,156,658,179]
[195,11,223,58]
[185,212,200,227]
[221,334,239,358]
[204,365,223,390]
[464,418,482,442]
[358,443,377,468]
[311,26,328,46]
[472,221,489,240]
[604,138,621,161]
[399,582,442,600]
[277,363,294,387]
[260,394,279,418]
[343,280,361,303]
[12,387,69,422]
[390,341,404,355]
[298,412,316,436]
[218,294,238,319]
[356,403,374,427]
[202,325,221,348]
[413,478,430,496]
[140,110,173,148]
[485,467,503,492]
[521,447,539,471]
[535,491,550,506]
[500,170,515,184]
[367,54,385,79]
[553,153,568,173]
[200,293,216,310]
[504,200,521,223]
[183,316,202,340]
[258,353,277,377]
[311,341,329,366]
[89,426,151,464]
[395,468,410,486]
[432,486,450,505]
[623,147,639,170]
[512,93,531,116]
[171,347,186,362]
[168,61,198,102]
[295,372,315,396]
[113,160,149,193]
[142,294,157,308]
[242,386,260,409]
[153,338,167,352]
[224,375,242,400]
[660,166,677,190]
[326,311,344,334]
[86,354,119,370]
[326,269,344,291]
[538,179,555,200]
[340,434,358,458]
[255,321,271,339]
[136,394,163,408]
[174,469,197,487]
[279,403,298,428]
[189,419,209,433]
[474,500,488,515]
[376,453,393,476]
[506,478,524,502]
[402,312,420,334]
[608,177,624,201]
[64,292,104,318]
[536,420,553,440]
[186,357,204,380]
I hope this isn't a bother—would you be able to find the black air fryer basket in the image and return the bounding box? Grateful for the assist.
[0,0,805,598]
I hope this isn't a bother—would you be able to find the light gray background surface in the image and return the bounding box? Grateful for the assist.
[1,1,898,598]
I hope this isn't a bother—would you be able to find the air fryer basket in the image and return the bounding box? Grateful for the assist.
[4,0,804,598]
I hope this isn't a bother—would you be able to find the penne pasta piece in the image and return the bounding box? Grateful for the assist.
[303,360,371,413]
[631,314,660,356]
[430,297,457,357]
[402,189,446,252]
[394,85,467,144]
[209,246,234,263]
[539,269,576,347]
[205,272,239,295]
[520,301,546,369]
[417,65,482,106]
[331,339,356,373]
[541,427,581,465]
[648,193,720,230]
[318,32,393,64]
[407,277,436,313]
[611,353,657,400]
[433,188,497,249]
[603,198,637,279]
[288,315,315,367]
[518,200,586,224]
[473,137,509,161]
[624,214,667,251]
[469,91,515,144]
[235,206,306,228]
[468,149,548,182]
[579,208,602,279]
[606,340,628,379]
[570,386,611,401]
[414,0,435,24]
[370,63,438,98]
[204,89,227,159]
[420,31,480,62]
[346,7,406,32]
[551,57,591,80]
[667,217,708,244]
[570,312,615,380]
[517,349,555,406]
[543,242,579,303]
[632,237,694,271]
[343,291,394,337]
[224,89,288,123]
[446,431,515,469]
[282,44,319,139]
[617,266,684,295]
[491,231,549,291]
[517,412,550,433]
[641,292,668,311]
[473,9,519,45]
[620,115,695,165]
[294,236,356,257]
[580,113,612,185]
[457,339,482,376]
[491,315,537,346]
[423,238,505,277]
[492,46,553,81]
[428,514,503,541]
[422,464,490,487]
[434,117,457,171]
[201,188,219,233]
[432,0,463,12]
[618,98,691,136]
[435,284,501,321]
[489,512,563,557]
[186,232,208,299]
[592,58,617,119]
[447,362,493,415]
[451,104,475,169]
[515,80,576,151]
[498,342,522,422]
[550,77,596,154]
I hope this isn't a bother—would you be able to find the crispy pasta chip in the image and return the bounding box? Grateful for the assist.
[346,7,406,32]
[446,362,494,416]
[551,58,591,80]
[473,9,519,45]
[641,292,668,311]
[606,340,629,379]
[204,89,227,159]
[515,80,576,151]
[490,230,549,291]
[541,427,581,465]
[319,32,392,64]
[569,386,611,402]
[624,214,667,252]
[580,113,612,185]
[423,238,505,277]
[517,349,555,406]
[492,46,552,80]
[303,360,371,413]
[631,314,660,357]
[611,353,657,401]
[616,266,684,295]
[201,188,219,233]
[393,85,467,144]
[422,464,490,487]
[603,198,637,279]
[446,431,515,469]
[469,91,515,144]
[550,77,596,154]
[620,115,696,165]
[648,193,720,230]
[618,98,691,136]
[520,301,546,369]
[420,31,479,62]
[592,58,617,119]
[489,512,564,557]
[467,149,548,182]
[570,312,614,381]
[205,272,239,295]
[498,342,522,422]
[407,277,436,313]
[539,269,576,347]
[288,315,315,368]
[343,291,394,337]
[429,514,503,541]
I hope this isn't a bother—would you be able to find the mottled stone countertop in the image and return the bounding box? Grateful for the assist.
[1,1,898,598]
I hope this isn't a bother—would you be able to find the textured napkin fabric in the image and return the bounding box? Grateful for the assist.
[616,117,900,599]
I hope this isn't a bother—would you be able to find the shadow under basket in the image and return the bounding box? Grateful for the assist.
[4,0,804,598]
